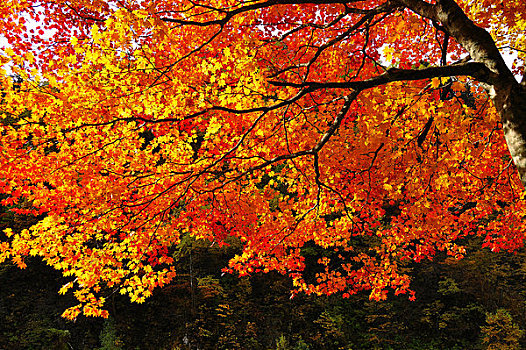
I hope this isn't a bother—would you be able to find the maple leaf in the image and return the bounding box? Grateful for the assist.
[0,0,525,318]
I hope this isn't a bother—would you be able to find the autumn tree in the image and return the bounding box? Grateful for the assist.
[0,0,525,319]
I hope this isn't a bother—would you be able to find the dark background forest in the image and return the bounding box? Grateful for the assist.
[1,201,525,350]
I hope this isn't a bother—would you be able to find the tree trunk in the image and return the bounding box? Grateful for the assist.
[400,0,526,186]
[493,82,526,186]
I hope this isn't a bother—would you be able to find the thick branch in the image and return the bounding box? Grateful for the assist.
[397,0,515,82]
[396,0,526,186]
[269,62,494,91]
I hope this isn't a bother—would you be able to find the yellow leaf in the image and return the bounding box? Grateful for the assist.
[430,78,441,89]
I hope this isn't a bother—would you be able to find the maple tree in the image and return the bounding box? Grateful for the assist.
[0,0,525,319]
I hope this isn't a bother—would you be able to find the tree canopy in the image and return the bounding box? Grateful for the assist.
[0,0,525,319]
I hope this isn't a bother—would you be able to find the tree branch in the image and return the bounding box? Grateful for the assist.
[397,0,515,82]
[160,0,364,26]
[269,62,495,91]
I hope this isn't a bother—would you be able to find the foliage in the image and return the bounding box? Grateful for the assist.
[1,213,526,349]
[481,309,523,350]
[0,0,525,319]
[275,335,311,350]
[0,259,102,349]
[2,244,526,349]
[98,317,123,350]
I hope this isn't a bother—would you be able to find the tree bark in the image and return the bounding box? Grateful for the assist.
[400,0,526,186]
[493,82,526,185]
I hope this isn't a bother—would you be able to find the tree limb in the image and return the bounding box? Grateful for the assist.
[269,62,495,91]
